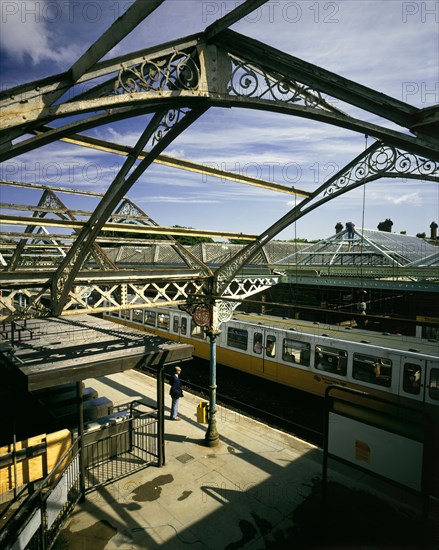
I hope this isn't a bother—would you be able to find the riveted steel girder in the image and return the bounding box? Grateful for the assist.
[0,273,210,322]
[0,212,256,240]
[29,126,310,197]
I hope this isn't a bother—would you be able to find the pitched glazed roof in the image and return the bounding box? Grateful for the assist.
[275,228,438,268]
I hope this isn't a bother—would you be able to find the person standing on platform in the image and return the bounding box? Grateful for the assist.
[346,221,355,240]
[169,366,183,421]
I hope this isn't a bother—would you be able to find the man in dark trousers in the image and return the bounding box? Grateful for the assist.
[169,366,183,421]
[346,221,355,240]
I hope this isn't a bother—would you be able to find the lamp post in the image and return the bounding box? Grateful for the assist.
[205,328,220,446]
[190,301,221,446]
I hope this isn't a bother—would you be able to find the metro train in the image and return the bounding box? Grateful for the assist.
[105,306,439,408]
[104,305,439,494]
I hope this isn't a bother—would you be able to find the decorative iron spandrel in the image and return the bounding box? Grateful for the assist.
[114,50,200,95]
[151,108,192,146]
[324,144,439,197]
[227,54,340,113]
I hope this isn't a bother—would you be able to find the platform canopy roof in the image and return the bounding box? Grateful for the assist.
[0,315,193,391]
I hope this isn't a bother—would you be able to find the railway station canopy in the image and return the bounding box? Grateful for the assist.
[0,315,193,392]
[0,0,438,326]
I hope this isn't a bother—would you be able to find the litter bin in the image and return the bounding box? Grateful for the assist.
[197,401,208,424]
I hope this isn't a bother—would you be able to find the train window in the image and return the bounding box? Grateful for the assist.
[191,320,204,340]
[181,317,187,336]
[121,310,130,320]
[353,353,392,387]
[403,363,421,395]
[315,345,347,375]
[253,333,263,354]
[422,326,439,340]
[266,336,276,358]
[283,338,310,366]
[429,368,439,401]
[157,313,170,330]
[144,311,156,327]
[227,327,248,351]
[133,309,143,323]
[173,316,179,333]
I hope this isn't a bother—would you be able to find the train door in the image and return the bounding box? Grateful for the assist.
[425,360,439,406]
[263,330,278,378]
[249,327,278,377]
[249,329,264,373]
[399,356,425,403]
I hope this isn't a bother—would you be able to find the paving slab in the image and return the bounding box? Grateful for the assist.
[52,369,437,549]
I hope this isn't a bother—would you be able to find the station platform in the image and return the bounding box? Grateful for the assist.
[53,369,438,549]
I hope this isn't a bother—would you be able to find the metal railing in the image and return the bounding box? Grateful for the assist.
[83,403,158,490]
[0,401,159,549]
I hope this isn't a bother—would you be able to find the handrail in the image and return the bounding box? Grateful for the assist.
[0,438,79,546]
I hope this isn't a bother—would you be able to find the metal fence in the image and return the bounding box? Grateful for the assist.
[0,402,159,549]
[84,403,158,490]
[0,441,81,550]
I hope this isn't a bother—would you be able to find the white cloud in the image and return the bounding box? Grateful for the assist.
[384,192,422,206]
[138,195,220,205]
[0,1,78,64]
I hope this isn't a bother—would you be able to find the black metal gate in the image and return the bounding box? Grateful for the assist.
[84,402,159,490]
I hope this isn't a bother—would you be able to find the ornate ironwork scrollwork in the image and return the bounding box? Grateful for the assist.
[227,55,335,111]
[179,299,234,330]
[151,108,190,146]
[324,145,439,196]
[114,50,200,95]
[216,300,236,324]
[215,252,255,290]
[40,192,62,211]
[114,201,140,218]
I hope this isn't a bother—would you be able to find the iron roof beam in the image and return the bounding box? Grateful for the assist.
[0,214,257,241]
[210,29,426,132]
[0,0,165,150]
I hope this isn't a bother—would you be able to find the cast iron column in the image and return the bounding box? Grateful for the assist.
[205,330,220,446]
[157,361,165,466]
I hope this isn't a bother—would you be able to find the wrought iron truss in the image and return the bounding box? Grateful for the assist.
[213,141,438,295]
[0,0,438,324]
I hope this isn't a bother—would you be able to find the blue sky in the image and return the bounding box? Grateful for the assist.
[1,0,438,241]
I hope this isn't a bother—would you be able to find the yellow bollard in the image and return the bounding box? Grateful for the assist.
[197,401,208,424]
